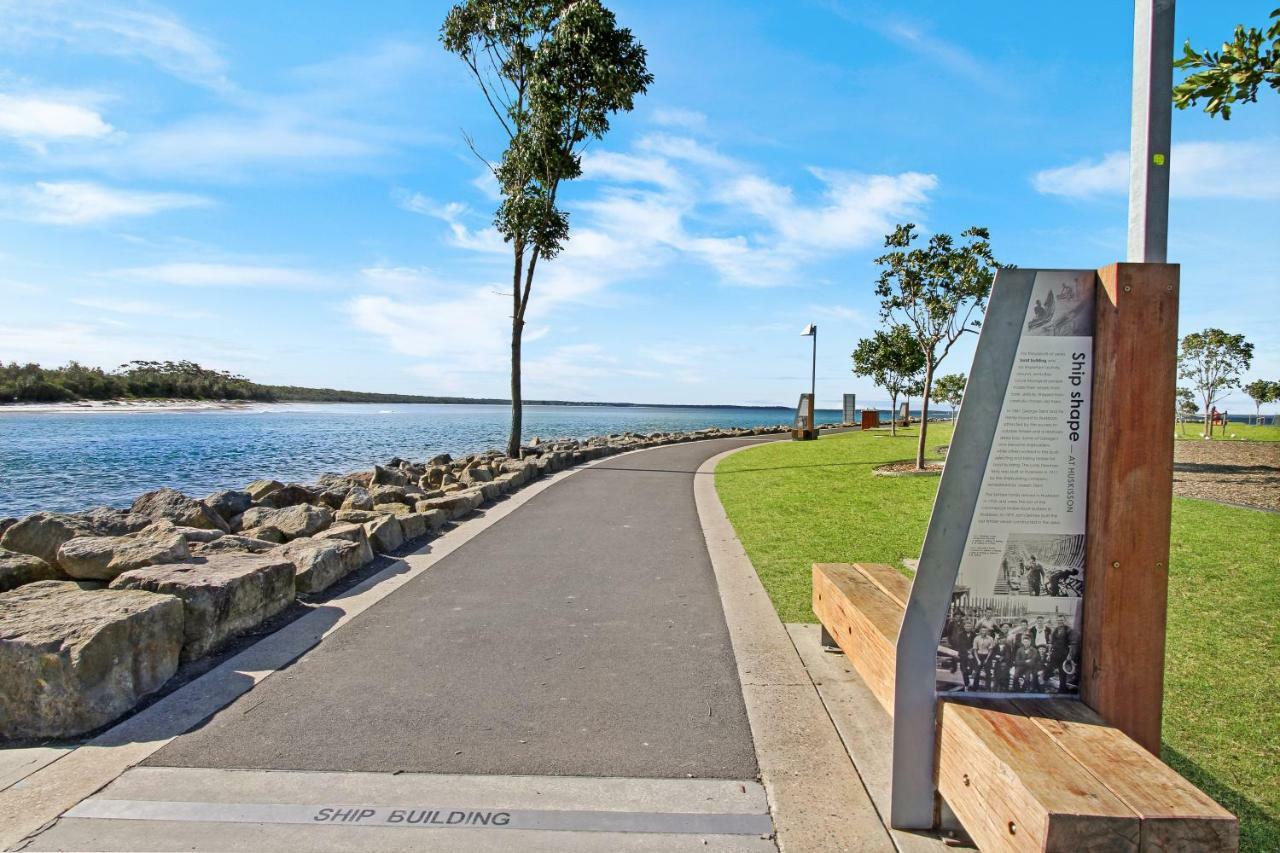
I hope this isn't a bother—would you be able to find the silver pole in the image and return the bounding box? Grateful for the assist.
[1127,0,1176,263]
[810,326,817,427]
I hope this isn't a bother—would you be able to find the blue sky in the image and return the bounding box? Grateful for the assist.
[1,1,1277,410]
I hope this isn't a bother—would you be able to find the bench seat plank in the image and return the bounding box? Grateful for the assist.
[811,563,1238,853]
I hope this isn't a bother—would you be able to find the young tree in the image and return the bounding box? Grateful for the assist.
[1175,385,1198,435]
[1243,378,1278,425]
[851,324,925,438]
[874,224,999,468]
[1177,329,1254,438]
[930,373,967,417]
[441,1,652,456]
[1174,8,1279,119]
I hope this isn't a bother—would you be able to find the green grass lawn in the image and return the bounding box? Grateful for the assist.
[716,428,1279,851]
[1175,421,1280,441]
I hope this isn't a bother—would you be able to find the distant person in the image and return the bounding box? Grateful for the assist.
[1047,614,1080,694]
[948,617,977,690]
[977,608,1000,634]
[1029,615,1048,647]
[972,625,996,689]
[1025,556,1045,596]
[1014,635,1042,693]
[994,629,1019,691]
[1047,567,1077,597]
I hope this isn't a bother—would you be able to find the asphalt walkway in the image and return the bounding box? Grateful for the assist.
[144,437,764,779]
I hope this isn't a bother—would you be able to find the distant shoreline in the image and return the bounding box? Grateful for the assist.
[0,398,839,415]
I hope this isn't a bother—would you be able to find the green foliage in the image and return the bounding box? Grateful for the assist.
[441,0,652,455]
[1174,8,1280,119]
[873,223,999,467]
[851,324,924,436]
[1178,329,1254,437]
[0,360,274,403]
[1242,378,1279,424]
[930,372,966,409]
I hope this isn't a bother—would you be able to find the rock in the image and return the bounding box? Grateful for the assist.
[242,526,286,544]
[75,507,153,536]
[364,514,404,554]
[56,523,190,581]
[372,464,410,488]
[398,511,430,540]
[373,502,412,517]
[0,518,15,538]
[369,484,410,506]
[256,484,317,509]
[232,504,332,541]
[314,522,371,548]
[316,487,349,510]
[1,513,97,565]
[193,534,279,554]
[0,581,183,739]
[427,453,452,466]
[203,490,252,522]
[131,488,230,533]
[334,509,382,525]
[417,492,482,520]
[461,465,494,484]
[0,548,62,592]
[340,487,375,511]
[175,526,225,544]
[110,553,295,661]
[275,537,371,594]
[245,479,284,500]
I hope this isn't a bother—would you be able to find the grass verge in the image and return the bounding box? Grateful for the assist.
[715,428,1278,851]
[1175,421,1280,441]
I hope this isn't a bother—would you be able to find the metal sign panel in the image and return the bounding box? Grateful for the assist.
[842,394,857,424]
[891,269,1096,828]
[793,393,813,431]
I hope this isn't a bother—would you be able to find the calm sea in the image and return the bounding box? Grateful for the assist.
[0,403,853,518]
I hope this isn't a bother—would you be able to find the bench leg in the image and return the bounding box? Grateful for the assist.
[820,626,839,650]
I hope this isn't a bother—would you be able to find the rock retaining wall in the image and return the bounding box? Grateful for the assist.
[0,423,800,739]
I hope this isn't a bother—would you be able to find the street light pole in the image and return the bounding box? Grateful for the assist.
[810,325,817,415]
[1127,0,1176,263]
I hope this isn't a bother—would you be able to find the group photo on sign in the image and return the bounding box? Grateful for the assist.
[934,270,1094,697]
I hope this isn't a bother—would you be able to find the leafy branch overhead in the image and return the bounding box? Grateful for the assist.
[1173,7,1280,119]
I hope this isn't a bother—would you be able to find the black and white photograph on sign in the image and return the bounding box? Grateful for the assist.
[934,269,1094,697]
[937,597,1080,694]
[996,532,1084,597]
[1024,273,1093,337]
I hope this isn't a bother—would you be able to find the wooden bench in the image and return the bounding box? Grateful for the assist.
[813,562,1238,852]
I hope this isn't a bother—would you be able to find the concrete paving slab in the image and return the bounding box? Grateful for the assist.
[0,747,69,794]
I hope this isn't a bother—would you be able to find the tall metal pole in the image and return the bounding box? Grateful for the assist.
[1127,0,1176,262]
[810,326,817,428]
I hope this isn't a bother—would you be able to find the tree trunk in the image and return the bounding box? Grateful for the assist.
[917,364,934,469]
[889,392,898,436]
[1202,390,1211,439]
[507,244,526,458]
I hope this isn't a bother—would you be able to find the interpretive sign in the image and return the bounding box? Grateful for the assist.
[842,394,857,424]
[891,268,1097,825]
[792,393,815,439]
[936,270,1094,697]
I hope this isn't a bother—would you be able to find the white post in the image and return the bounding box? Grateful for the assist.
[1127,0,1176,263]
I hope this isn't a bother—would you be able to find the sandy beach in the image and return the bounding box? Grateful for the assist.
[0,400,258,415]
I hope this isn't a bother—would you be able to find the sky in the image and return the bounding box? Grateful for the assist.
[1,1,1277,411]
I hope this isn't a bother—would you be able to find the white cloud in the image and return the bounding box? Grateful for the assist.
[0,1,230,91]
[4,181,210,224]
[111,263,325,289]
[651,107,708,132]
[0,93,114,143]
[395,191,507,254]
[71,296,211,320]
[1034,140,1280,200]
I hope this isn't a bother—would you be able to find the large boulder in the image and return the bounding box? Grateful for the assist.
[245,479,283,500]
[418,491,484,520]
[340,487,374,511]
[131,488,230,533]
[369,484,409,506]
[0,581,183,739]
[203,489,252,522]
[110,553,295,661]
[193,534,279,555]
[371,464,410,488]
[0,548,62,592]
[0,518,16,538]
[75,507,153,536]
[275,537,372,594]
[56,523,190,581]
[460,465,494,485]
[231,504,332,541]
[1,513,97,565]
[255,484,317,509]
[364,515,404,554]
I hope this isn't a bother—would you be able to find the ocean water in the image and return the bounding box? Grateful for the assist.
[0,403,850,518]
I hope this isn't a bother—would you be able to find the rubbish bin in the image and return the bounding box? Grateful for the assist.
[860,409,880,430]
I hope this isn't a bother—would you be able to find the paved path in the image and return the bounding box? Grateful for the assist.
[24,437,780,851]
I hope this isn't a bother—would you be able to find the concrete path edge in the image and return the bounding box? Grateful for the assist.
[694,444,895,853]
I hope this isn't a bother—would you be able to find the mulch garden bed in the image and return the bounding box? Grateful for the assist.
[1173,439,1279,512]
